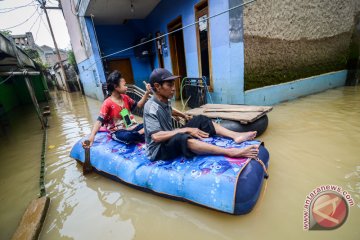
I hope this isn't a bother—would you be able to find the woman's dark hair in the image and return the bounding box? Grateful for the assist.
[106,70,122,97]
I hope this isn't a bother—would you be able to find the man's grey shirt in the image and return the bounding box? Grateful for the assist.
[143,96,173,160]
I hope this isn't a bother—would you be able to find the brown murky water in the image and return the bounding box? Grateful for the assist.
[0,87,359,240]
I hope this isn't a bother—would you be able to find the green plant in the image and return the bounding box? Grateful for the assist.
[23,48,40,59]
[23,48,49,70]
[67,50,76,66]
[0,30,12,38]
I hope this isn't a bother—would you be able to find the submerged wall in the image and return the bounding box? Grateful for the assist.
[0,77,20,112]
[60,0,108,101]
[244,70,348,106]
[243,0,360,90]
[72,17,107,101]
[77,56,106,101]
[0,75,48,112]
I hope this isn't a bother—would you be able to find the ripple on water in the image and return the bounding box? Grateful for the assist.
[34,88,360,240]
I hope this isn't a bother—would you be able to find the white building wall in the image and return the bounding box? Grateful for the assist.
[60,0,88,64]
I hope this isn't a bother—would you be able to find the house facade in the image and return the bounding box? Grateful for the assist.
[11,32,68,68]
[36,45,68,67]
[11,32,36,48]
[51,59,80,92]
[61,0,359,105]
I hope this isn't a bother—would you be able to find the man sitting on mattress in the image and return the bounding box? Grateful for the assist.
[143,68,260,161]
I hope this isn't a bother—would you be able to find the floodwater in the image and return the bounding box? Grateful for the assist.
[0,87,359,240]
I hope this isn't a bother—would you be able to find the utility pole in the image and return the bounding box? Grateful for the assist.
[37,0,69,92]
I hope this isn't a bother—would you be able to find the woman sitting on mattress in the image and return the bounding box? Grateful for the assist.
[85,70,152,146]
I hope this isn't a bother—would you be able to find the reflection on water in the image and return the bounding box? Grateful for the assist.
[0,106,43,240]
[1,87,359,240]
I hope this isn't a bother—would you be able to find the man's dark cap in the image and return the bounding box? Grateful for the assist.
[149,68,180,86]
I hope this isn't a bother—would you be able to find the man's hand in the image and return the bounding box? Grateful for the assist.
[173,116,181,122]
[184,114,192,121]
[186,127,209,139]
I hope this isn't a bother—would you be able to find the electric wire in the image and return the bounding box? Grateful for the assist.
[0,1,36,13]
[34,10,43,41]
[37,7,51,35]
[83,0,256,72]
[0,1,32,11]
[28,9,42,32]
[0,7,39,30]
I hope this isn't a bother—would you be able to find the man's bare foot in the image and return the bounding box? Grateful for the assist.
[227,145,259,158]
[233,131,257,143]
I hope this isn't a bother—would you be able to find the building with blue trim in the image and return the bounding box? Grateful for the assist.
[61,0,359,105]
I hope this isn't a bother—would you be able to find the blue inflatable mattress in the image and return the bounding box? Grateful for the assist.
[70,132,269,214]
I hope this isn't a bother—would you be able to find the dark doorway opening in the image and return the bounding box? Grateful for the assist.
[168,16,187,99]
[107,59,134,85]
[195,0,212,90]
[156,31,165,68]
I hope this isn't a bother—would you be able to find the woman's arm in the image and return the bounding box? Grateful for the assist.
[136,83,152,109]
[86,120,102,147]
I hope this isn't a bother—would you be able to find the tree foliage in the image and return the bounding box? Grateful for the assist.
[23,48,49,70]
[67,50,76,66]
[23,48,40,59]
[67,50,79,73]
[0,30,12,37]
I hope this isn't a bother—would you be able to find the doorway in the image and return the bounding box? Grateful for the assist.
[195,0,212,90]
[168,16,187,99]
[107,59,134,85]
[155,31,165,68]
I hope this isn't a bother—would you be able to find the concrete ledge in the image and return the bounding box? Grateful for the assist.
[11,196,50,240]
[244,70,347,105]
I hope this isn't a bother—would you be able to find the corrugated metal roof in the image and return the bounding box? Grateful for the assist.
[0,33,38,73]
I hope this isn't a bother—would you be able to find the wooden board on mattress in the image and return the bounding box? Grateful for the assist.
[185,104,273,124]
